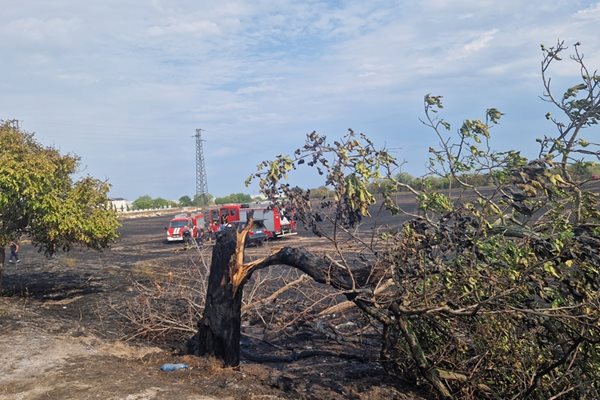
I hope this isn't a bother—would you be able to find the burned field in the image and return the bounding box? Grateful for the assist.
[1,212,423,400]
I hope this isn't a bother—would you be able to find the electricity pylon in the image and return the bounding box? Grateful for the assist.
[194,128,208,197]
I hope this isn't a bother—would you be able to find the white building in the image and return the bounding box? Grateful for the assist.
[109,198,131,212]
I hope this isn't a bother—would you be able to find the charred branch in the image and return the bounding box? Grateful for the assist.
[240,246,392,325]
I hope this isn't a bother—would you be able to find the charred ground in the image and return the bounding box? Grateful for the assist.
[1,212,424,400]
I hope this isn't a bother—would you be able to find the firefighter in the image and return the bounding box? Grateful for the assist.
[182,226,192,245]
[8,241,20,263]
[196,227,205,245]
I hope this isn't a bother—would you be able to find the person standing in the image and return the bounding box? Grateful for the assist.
[8,241,20,263]
[196,227,205,245]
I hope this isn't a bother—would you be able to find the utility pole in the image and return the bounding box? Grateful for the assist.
[194,128,208,197]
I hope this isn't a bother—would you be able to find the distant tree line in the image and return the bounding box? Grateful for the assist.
[308,163,600,199]
[178,194,214,207]
[131,192,257,210]
[131,193,215,210]
[131,195,177,210]
[214,193,252,205]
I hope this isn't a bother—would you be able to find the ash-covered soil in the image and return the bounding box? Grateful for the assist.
[1,213,424,400]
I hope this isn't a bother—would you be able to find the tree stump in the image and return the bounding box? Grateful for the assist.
[185,228,243,366]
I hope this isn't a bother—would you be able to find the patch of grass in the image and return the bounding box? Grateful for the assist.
[63,257,78,268]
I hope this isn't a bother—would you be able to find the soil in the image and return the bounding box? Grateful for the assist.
[0,212,425,400]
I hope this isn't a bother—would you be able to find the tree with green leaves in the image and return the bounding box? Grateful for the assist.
[214,193,252,205]
[131,195,177,210]
[131,195,154,210]
[179,195,193,207]
[187,41,599,399]
[193,193,213,207]
[0,121,120,288]
[152,197,175,209]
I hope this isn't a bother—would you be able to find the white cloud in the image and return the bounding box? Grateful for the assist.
[2,17,81,45]
[146,19,222,37]
[575,2,600,19]
[461,29,498,55]
[56,71,98,85]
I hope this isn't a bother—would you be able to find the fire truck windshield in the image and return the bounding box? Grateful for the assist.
[169,220,189,228]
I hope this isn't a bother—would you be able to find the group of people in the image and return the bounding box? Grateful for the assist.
[179,215,235,248]
[181,225,212,246]
[191,220,229,245]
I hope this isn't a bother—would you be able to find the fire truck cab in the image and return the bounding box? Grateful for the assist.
[165,212,204,243]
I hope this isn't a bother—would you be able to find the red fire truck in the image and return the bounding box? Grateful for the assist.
[164,212,204,243]
[205,203,297,239]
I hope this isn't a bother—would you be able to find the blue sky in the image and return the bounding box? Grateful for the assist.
[2,1,599,200]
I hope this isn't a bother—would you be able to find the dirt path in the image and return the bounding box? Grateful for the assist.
[0,275,286,400]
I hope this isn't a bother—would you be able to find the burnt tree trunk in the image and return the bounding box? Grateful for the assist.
[185,228,242,366]
[185,224,388,367]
